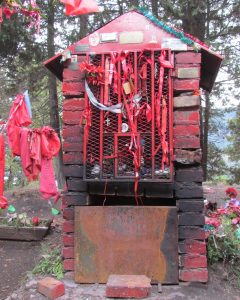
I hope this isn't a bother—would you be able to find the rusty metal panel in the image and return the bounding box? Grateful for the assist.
[74,206,178,284]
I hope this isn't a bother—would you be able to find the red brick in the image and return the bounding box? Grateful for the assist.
[63,152,83,165]
[175,52,201,64]
[37,277,65,299]
[63,221,74,233]
[174,125,200,136]
[62,192,89,206]
[174,137,200,149]
[173,79,199,91]
[63,98,85,111]
[180,254,207,268]
[62,247,74,259]
[175,65,200,79]
[174,149,202,164]
[179,226,205,240]
[63,111,83,125]
[63,165,83,177]
[179,268,208,282]
[179,240,206,254]
[63,208,74,220]
[63,234,74,246]
[63,69,84,82]
[67,178,87,192]
[106,275,151,299]
[174,111,200,125]
[62,82,84,96]
[174,95,200,108]
[63,259,75,271]
[62,125,83,138]
[63,141,83,152]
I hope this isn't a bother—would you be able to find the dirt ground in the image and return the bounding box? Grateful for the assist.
[0,186,240,300]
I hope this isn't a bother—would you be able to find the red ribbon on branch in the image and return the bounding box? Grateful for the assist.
[60,0,100,16]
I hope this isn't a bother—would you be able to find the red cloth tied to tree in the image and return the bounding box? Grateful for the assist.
[7,94,32,156]
[0,134,5,197]
[60,0,100,16]
[40,126,60,201]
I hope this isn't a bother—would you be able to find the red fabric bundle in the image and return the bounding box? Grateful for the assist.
[0,134,5,196]
[41,126,60,159]
[60,0,100,16]
[7,94,32,156]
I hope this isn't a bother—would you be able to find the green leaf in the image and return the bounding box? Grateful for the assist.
[8,205,16,213]
[51,207,60,216]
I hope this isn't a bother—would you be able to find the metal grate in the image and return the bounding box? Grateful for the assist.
[83,49,173,182]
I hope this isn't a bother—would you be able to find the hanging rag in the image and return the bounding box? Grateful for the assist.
[60,0,100,16]
[0,134,5,197]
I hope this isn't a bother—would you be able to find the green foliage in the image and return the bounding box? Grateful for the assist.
[207,219,240,287]
[32,243,64,280]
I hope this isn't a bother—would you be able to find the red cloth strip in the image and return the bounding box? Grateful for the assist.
[0,134,5,196]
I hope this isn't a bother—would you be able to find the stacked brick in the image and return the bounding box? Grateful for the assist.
[61,57,88,278]
[173,52,208,283]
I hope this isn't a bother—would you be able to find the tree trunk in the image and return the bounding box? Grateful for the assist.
[79,15,88,39]
[47,0,64,188]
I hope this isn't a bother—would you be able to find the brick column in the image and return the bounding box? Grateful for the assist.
[61,56,88,279]
[173,52,208,283]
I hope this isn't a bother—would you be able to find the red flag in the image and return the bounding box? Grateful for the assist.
[60,0,100,16]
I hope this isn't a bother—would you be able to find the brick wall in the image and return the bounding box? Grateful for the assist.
[173,52,208,283]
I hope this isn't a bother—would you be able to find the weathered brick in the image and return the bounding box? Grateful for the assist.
[62,82,84,96]
[180,254,207,268]
[174,137,200,149]
[63,259,74,271]
[63,165,83,177]
[174,95,200,108]
[63,221,74,233]
[175,182,203,198]
[175,167,203,182]
[63,208,74,220]
[174,125,200,136]
[106,275,151,299]
[179,213,205,226]
[63,234,74,246]
[175,66,200,79]
[64,271,74,280]
[67,178,87,192]
[177,200,204,212]
[179,269,208,283]
[63,111,83,125]
[179,240,206,254]
[174,111,200,125]
[63,141,83,152]
[62,247,74,259]
[63,98,85,111]
[63,69,84,82]
[37,277,65,299]
[63,152,83,165]
[62,125,83,138]
[179,226,205,240]
[174,149,202,165]
[175,52,201,64]
[173,79,199,91]
[62,192,89,206]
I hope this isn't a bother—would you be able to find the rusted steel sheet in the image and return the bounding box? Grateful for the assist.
[74,206,178,284]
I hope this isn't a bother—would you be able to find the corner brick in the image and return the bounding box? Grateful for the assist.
[63,152,83,165]
[63,208,74,220]
[63,111,83,125]
[175,167,203,182]
[63,165,83,177]
[174,111,200,125]
[174,137,200,149]
[173,79,199,91]
[62,192,89,206]
[63,98,84,111]
[178,213,205,226]
[174,125,200,136]
[106,275,151,299]
[175,182,203,198]
[64,271,74,280]
[62,125,83,138]
[179,269,208,283]
[179,239,206,254]
[179,226,205,240]
[63,234,74,246]
[180,254,207,268]
[177,200,204,212]
[174,149,202,165]
[62,247,74,259]
[63,221,74,233]
[63,141,83,152]
[37,277,65,299]
[174,95,200,108]
[175,52,201,64]
[63,259,74,271]
[62,82,84,96]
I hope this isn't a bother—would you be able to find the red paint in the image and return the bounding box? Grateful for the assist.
[63,98,85,111]
[175,52,201,64]
[180,254,207,268]
[63,221,74,233]
[173,79,200,91]
[174,137,200,149]
[37,277,65,299]
[62,82,84,96]
[63,152,83,165]
[179,269,208,283]
[63,234,74,246]
[63,208,74,220]
[63,111,83,125]
[179,240,206,254]
[174,125,200,136]
[62,247,74,259]
[174,111,200,125]
[63,259,75,271]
